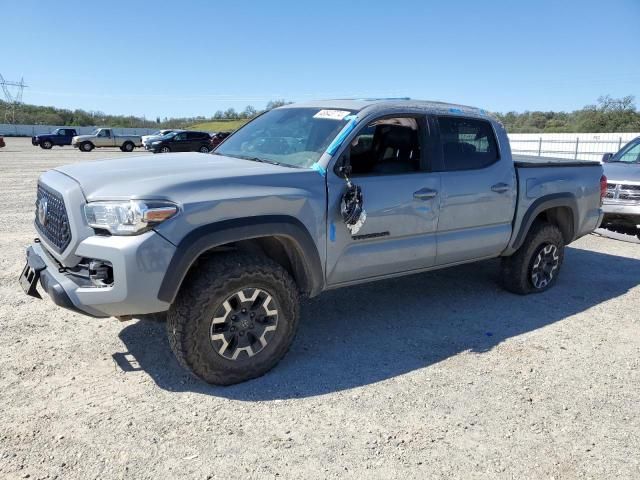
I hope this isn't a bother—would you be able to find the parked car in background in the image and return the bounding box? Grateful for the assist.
[601,137,640,239]
[31,128,77,149]
[72,128,142,152]
[210,131,231,149]
[148,130,211,153]
[0,135,5,148]
[20,99,605,385]
[141,129,180,149]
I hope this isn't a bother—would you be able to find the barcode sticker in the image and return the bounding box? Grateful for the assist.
[313,109,351,120]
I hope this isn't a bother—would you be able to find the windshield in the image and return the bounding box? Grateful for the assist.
[214,107,355,168]
[609,140,640,164]
[160,132,177,140]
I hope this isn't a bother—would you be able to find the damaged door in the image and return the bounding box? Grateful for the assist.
[325,116,441,286]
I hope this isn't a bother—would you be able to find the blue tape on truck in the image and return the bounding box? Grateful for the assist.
[311,162,327,177]
[326,115,358,155]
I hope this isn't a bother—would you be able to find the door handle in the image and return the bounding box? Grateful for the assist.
[413,188,438,200]
[491,183,510,194]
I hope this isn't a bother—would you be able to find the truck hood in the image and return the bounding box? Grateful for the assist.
[603,162,640,183]
[72,135,94,142]
[54,152,314,201]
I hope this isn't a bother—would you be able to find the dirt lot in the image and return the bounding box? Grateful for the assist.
[0,137,639,479]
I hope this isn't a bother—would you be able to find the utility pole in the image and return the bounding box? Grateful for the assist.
[0,74,27,124]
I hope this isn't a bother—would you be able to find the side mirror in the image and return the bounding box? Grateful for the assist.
[336,152,352,178]
[602,153,613,163]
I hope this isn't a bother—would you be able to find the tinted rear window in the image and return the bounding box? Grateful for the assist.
[438,116,499,170]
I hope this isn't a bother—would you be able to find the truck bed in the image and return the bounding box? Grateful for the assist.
[513,154,601,168]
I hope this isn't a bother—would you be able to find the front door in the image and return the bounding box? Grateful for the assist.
[172,132,189,151]
[326,116,441,286]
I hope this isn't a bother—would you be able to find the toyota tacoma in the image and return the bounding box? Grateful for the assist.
[20,99,606,385]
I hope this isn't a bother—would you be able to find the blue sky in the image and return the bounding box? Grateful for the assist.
[2,0,639,118]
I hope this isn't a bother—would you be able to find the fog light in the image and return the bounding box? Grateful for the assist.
[89,260,113,287]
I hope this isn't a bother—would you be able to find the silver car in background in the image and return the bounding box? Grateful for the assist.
[141,129,181,149]
[601,137,640,239]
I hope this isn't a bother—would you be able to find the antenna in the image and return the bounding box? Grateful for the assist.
[0,73,27,123]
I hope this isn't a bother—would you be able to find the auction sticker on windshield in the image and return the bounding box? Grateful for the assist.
[313,109,351,120]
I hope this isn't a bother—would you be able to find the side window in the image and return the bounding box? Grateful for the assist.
[348,117,422,176]
[174,132,187,141]
[58,130,65,136]
[616,141,640,163]
[187,132,205,140]
[438,116,499,171]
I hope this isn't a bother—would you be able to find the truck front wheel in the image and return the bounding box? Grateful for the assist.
[500,221,565,294]
[80,142,94,152]
[167,253,300,385]
[122,141,134,152]
[41,140,53,149]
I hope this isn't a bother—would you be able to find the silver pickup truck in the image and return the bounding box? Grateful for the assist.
[72,128,142,152]
[20,99,605,385]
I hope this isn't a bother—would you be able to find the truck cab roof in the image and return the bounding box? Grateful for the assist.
[284,98,494,121]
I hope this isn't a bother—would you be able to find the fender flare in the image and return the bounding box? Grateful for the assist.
[157,215,324,303]
[511,193,579,251]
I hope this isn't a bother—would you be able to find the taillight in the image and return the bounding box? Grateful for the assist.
[600,175,607,203]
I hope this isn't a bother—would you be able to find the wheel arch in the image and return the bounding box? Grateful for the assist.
[511,193,578,252]
[157,216,324,304]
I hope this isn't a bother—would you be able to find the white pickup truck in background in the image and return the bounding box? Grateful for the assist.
[72,128,142,152]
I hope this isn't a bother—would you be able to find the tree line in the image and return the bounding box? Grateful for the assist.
[494,96,640,133]
[2,96,639,133]
[0,99,291,129]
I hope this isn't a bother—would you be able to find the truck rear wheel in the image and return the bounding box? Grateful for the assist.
[500,221,565,294]
[167,253,300,385]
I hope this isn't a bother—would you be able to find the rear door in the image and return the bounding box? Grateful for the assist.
[325,115,441,285]
[186,132,205,151]
[434,115,516,265]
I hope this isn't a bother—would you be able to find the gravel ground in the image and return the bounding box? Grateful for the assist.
[0,137,639,480]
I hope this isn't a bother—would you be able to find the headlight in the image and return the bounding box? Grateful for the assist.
[84,200,178,235]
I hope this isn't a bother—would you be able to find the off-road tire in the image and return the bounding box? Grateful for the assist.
[122,141,134,152]
[500,221,565,295]
[167,253,300,385]
[41,140,53,150]
[80,142,94,152]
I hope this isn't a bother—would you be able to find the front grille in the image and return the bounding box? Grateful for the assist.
[35,184,72,252]
[605,183,640,203]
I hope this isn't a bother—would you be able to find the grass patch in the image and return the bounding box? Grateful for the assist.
[188,119,248,132]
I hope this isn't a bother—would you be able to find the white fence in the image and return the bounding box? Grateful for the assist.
[0,124,161,137]
[509,132,639,161]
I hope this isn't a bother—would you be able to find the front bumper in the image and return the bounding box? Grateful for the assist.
[22,231,176,318]
[602,202,640,227]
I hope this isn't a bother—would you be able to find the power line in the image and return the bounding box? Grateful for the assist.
[0,73,28,123]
